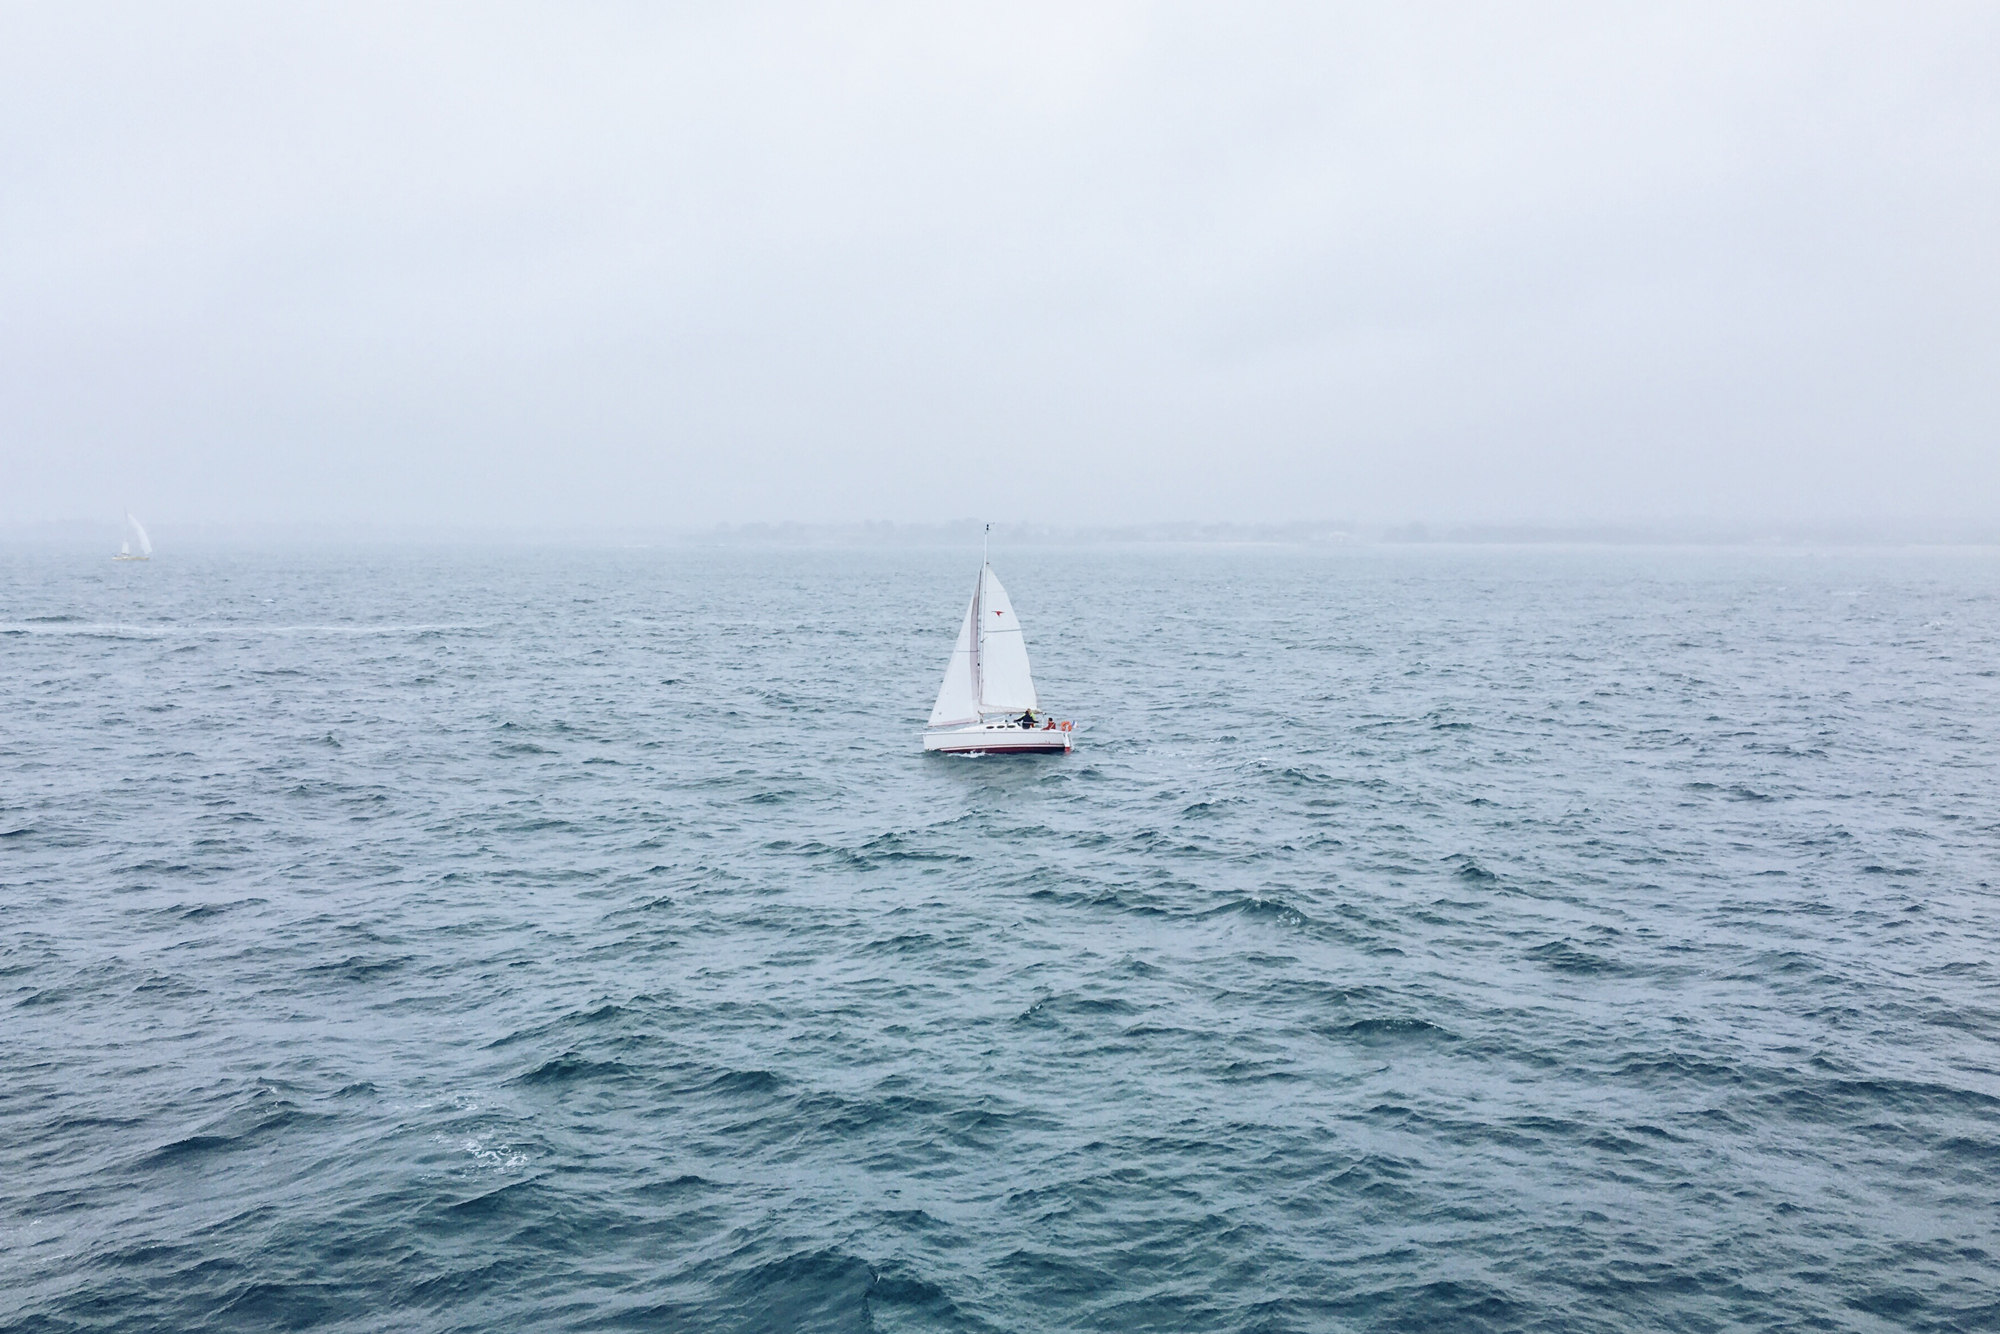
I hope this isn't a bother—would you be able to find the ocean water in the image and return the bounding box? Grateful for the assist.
[2,543,1997,1333]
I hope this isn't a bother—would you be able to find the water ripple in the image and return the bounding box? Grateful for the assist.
[3,544,1998,1332]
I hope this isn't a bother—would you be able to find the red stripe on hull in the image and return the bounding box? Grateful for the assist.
[934,744,1069,755]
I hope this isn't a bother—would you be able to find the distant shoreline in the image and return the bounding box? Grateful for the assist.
[6,518,2000,549]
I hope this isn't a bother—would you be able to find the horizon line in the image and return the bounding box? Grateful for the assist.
[7,516,2000,548]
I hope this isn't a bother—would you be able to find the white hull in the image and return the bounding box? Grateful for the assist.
[112,554,149,562]
[924,722,1073,754]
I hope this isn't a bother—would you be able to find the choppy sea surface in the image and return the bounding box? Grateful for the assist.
[3,543,1998,1333]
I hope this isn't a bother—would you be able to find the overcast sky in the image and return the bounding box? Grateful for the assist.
[3,2,1996,529]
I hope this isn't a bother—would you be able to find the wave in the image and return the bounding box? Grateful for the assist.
[138,1105,334,1169]
[1526,939,1624,975]
[712,1248,877,1334]
[1320,1016,1456,1044]
[511,1053,636,1086]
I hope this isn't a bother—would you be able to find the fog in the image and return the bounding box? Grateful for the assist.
[3,2,1996,532]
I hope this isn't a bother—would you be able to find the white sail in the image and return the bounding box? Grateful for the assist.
[125,512,152,557]
[974,565,1038,716]
[928,589,981,727]
[928,561,1042,726]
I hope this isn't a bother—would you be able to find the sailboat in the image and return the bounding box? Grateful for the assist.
[113,512,153,562]
[923,534,1074,754]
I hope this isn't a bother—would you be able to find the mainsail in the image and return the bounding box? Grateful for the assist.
[125,512,152,558]
[928,563,1039,727]
[972,564,1037,715]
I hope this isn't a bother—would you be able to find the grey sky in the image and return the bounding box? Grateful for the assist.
[3,2,1996,529]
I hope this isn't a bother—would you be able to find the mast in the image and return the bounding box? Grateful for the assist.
[970,541,984,718]
[975,523,994,716]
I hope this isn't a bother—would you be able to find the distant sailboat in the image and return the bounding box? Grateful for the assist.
[113,512,152,562]
[922,530,1074,754]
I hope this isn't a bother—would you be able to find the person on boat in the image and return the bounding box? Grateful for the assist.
[1017,709,1036,729]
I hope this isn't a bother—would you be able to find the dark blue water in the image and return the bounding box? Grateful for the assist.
[3,543,1997,1332]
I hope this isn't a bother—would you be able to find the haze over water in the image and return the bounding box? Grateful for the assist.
[4,543,1997,1332]
[7,5,1998,529]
